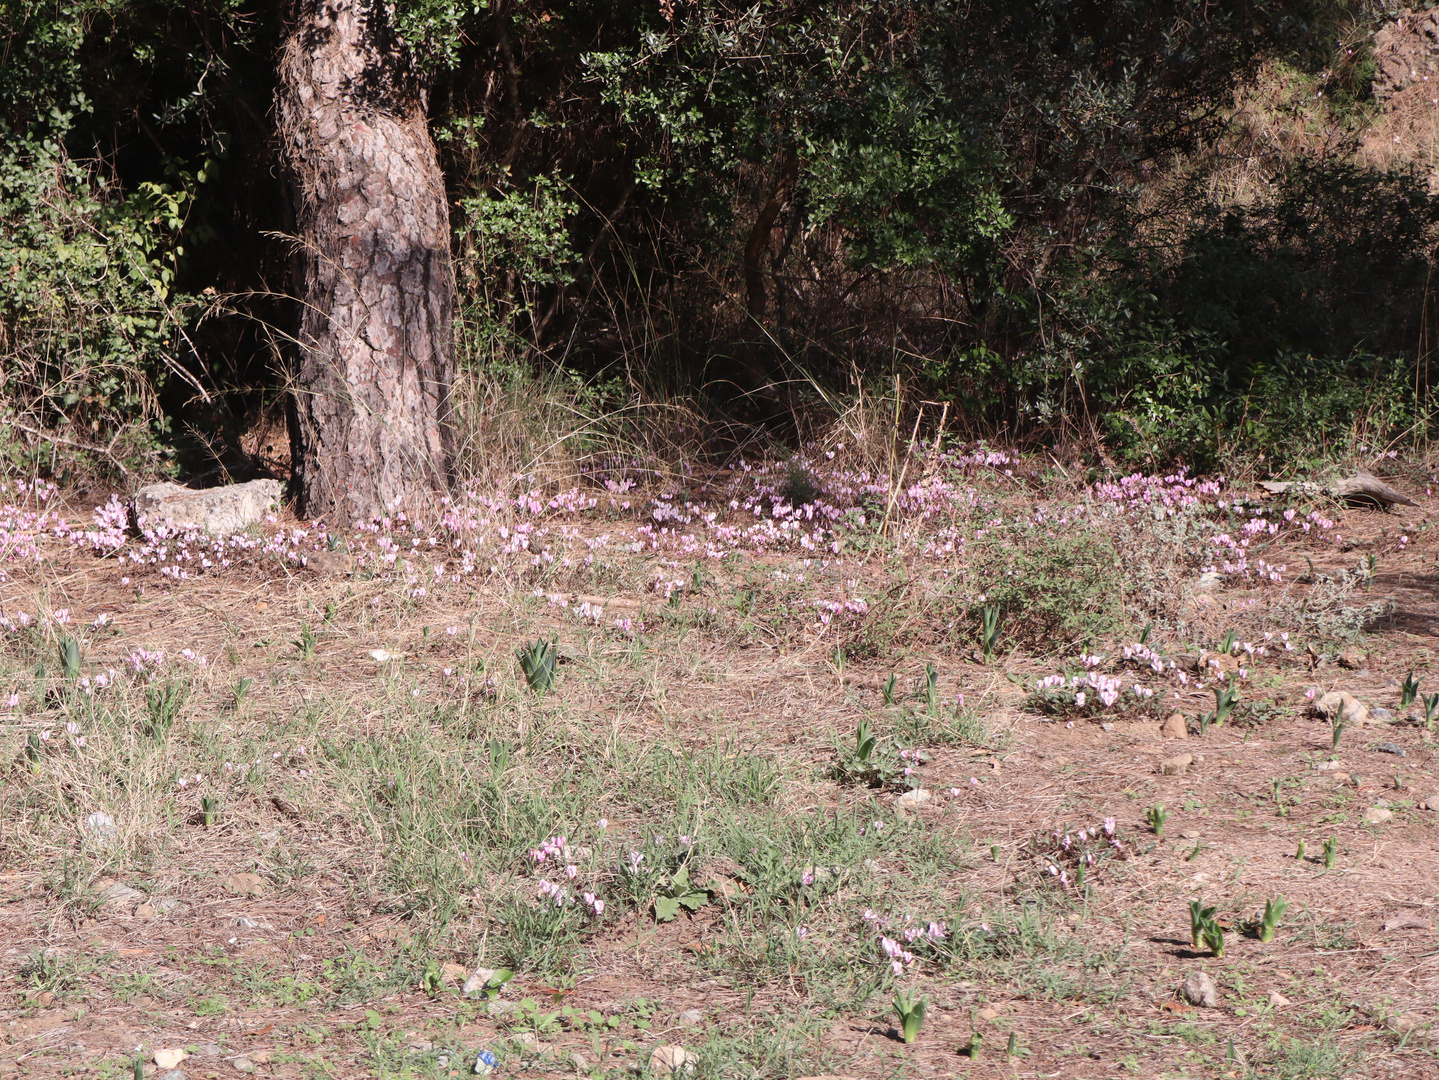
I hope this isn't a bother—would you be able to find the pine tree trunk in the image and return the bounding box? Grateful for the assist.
[276,0,454,526]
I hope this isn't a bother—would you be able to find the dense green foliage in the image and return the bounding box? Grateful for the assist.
[0,0,1432,476]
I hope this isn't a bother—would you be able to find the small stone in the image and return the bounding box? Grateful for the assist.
[895,788,932,808]
[1268,991,1290,1007]
[155,1050,187,1070]
[31,991,54,1007]
[462,967,499,997]
[1374,742,1406,756]
[1100,722,1114,732]
[1181,970,1219,1008]
[229,1057,255,1074]
[134,903,156,918]
[569,1053,588,1072]
[511,1032,541,1051]
[1364,806,1394,825]
[1314,691,1369,728]
[157,1071,187,1080]
[675,1009,704,1027]
[303,550,354,574]
[1337,649,1366,670]
[1194,571,1222,591]
[1370,708,1394,722]
[1161,754,1193,775]
[194,1044,222,1058]
[83,811,118,848]
[441,962,469,985]
[237,917,273,930]
[977,1007,999,1022]
[1161,713,1188,739]
[1382,913,1432,932]
[649,1045,696,1077]
[1314,759,1346,771]
[96,878,147,910]
[485,999,516,1018]
[222,873,266,896]
[1386,1015,1420,1036]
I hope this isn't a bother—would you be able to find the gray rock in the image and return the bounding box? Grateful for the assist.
[1313,691,1369,728]
[1375,741,1406,755]
[1363,805,1394,825]
[675,1009,704,1027]
[157,1072,187,1080]
[83,811,117,848]
[1181,970,1219,1008]
[569,1052,589,1072]
[1268,991,1290,1007]
[96,879,146,910]
[133,479,280,536]
[229,1058,255,1074]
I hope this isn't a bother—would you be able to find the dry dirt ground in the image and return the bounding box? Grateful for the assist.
[1,455,1437,1080]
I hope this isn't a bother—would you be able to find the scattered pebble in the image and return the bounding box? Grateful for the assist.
[895,788,932,809]
[222,873,266,897]
[977,1007,999,1022]
[569,1052,589,1072]
[1382,913,1432,932]
[1313,691,1369,728]
[83,811,117,848]
[157,1071,187,1080]
[1161,754,1193,776]
[649,1044,696,1077]
[1374,742,1406,756]
[1363,806,1394,825]
[155,1049,187,1069]
[229,1057,255,1074]
[1181,971,1218,1008]
[675,1009,704,1027]
[1161,713,1188,739]
[1268,991,1290,1007]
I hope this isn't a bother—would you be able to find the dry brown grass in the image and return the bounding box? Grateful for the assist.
[1,455,1437,1078]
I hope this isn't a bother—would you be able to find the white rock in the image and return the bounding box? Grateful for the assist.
[895,788,932,808]
[154,1048,187,1069]
[133,479,280,536]
[462,967,499,997]
[648,1045,696,1076]
[1181,970,1218,1008]
[1313,691,1369,728]
[83,811,117,848]
[1364,806,1394,825]
[1268,991,1290,1007]
[675,1009,704,1027]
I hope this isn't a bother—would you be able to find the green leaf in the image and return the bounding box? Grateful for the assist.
[654,896,681,923]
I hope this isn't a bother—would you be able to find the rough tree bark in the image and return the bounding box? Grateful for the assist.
[276,0,454,526]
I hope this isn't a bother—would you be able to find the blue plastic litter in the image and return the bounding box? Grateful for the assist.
[474,1049,498,1075]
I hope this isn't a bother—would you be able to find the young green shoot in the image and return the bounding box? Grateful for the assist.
[1330,711,1345,750]
[882,673,897,706]
[516,637,559,695]
[232,677,253,707]
[1421,692,1438,730]
[1259,896,1289,943]
[1145,804,1169,839]
[201,795,220,828]
[1202,917,1225,958]
[980,604,1001,662]
[1400,671,1420,710]
[1213,683,1239,727]
[58,634,81,680]
[1322,836,1338,869]
[893,986,927,1044]
[1294,840,1306,862]
[1189,900,1217,950]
